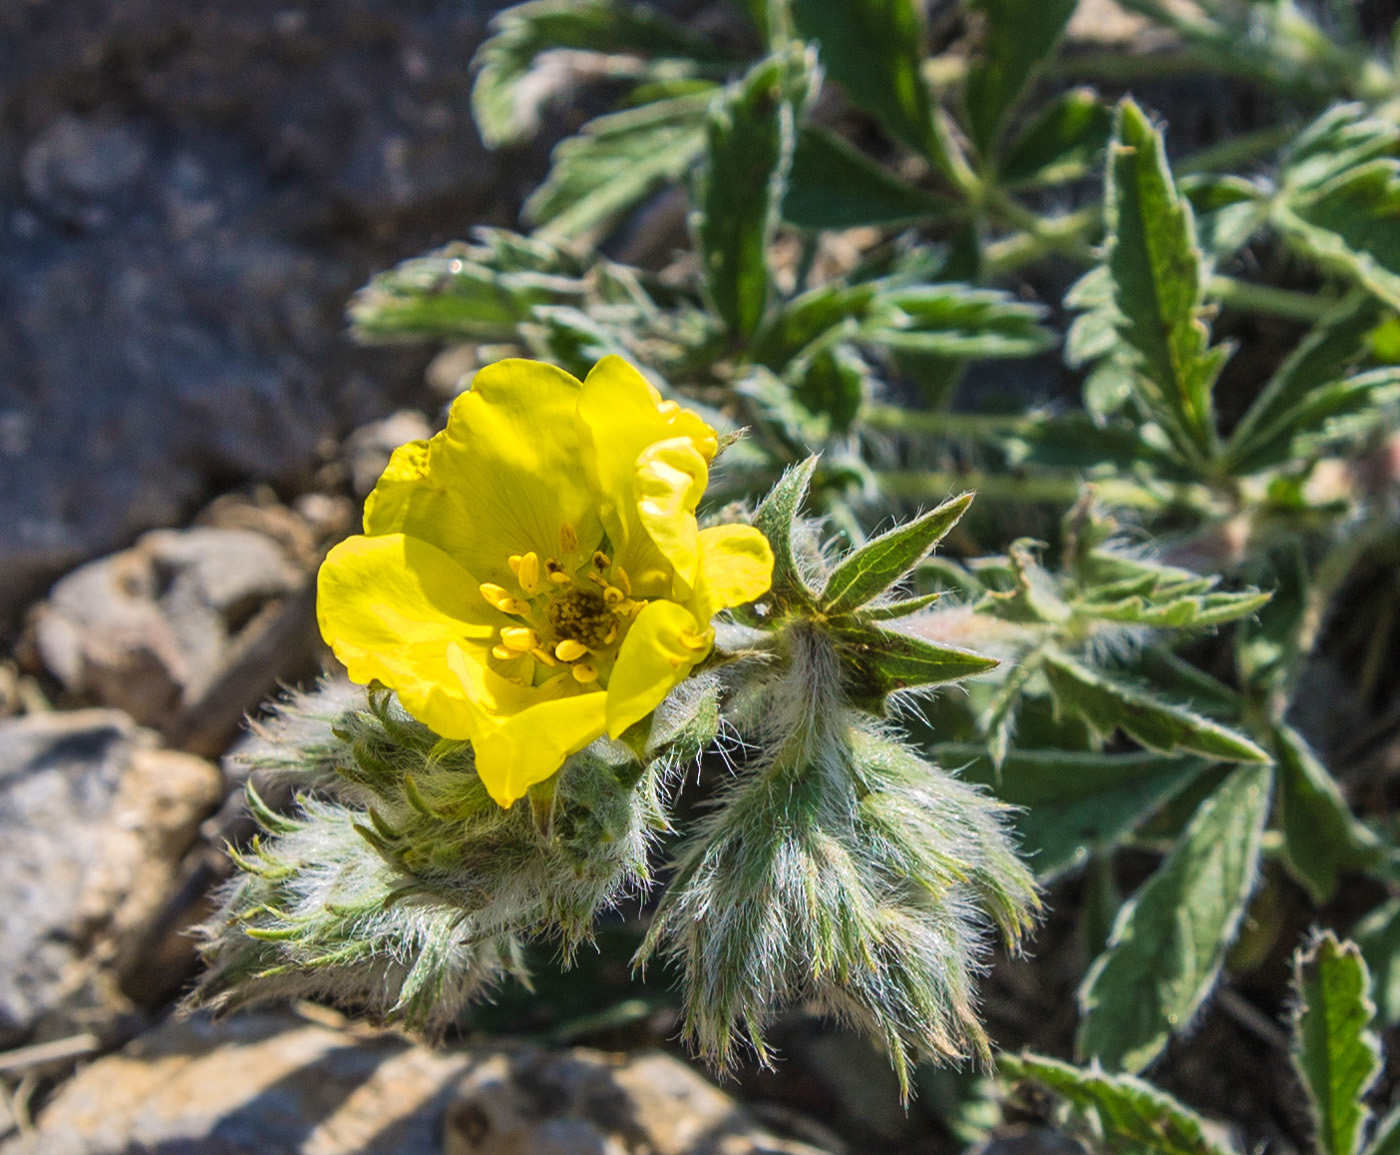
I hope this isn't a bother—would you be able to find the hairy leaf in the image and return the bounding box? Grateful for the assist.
[1077,762,1273,1072]
[791,0,934,159]
[784,125,951,229]
[755,456,820,608]
[1043,651,1271,764]
[830,621,998,710]
[859,284,1055,357]
[1292,931,1382,1155]
[471,0,727,147]
[1181,175,1270,258]
[1001,1052,1239,1155]
[999,88,1113,189]
[954,746,1208,880]
[964,0,1077,158]
[1105,99,1229,466]
[821,492,972,615]
[527,94,711,239]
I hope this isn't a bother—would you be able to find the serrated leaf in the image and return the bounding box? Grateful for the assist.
[699,51,812,338]
[1365,1102,1400,1155]
[1077,587,1272,631]
[830,621,998,710]
[470,0,728,148]
[954,745,1208,880]
[859,284,1055,358]
[1044,651,1270,764]
[999,87,1113,189]
[527,94,711,239]
[1077,762,1273,1072]
[754,456,819,608]
[1292,931,1382,1155]
[1275,723,1391,904]
[1224,292,1383,472]
[1105,99,1229,466]
[1001,1052,1240,1155]
[791,0,935,159]
[783,124,952,229]
[963,0,1077,159]
[821,492,972,615]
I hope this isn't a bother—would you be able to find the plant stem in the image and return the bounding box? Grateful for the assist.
[874,469,1221,515]
[1206,276,1336,322]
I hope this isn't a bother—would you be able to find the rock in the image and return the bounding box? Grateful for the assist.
[2,1011,833,1155]
[0,710,222,1047]
[343,409,435,496]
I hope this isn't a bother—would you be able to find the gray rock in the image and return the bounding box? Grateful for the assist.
[344,409,434,496]
[32,523,307,733]
[0,710,223,1047]
[2,1011,833,1155]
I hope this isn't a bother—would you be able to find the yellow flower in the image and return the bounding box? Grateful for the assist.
[317,356,774,807]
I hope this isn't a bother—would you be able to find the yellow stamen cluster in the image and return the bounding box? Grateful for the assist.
[483,523,642,687]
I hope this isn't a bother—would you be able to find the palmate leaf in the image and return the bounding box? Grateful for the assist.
[699,50,814,339]
[1043,651,1270,764]
[952,745,1208,880]
[820,492,972,615]
[526,93,713,240]
[1292,931,1382,1155]
[470,0,729,148]
[1104,99,1231,467]
[1077,762,1273,1072]
[784,125,952,229]
[858,284,1055,357]
[1000,1052,1239,1155]
[791,0,935,160]
[963,0,1077,159]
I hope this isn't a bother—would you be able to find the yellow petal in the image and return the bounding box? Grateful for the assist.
[576,356,717,599]
[693,524,775,623]
[634,436,709,596]
[316,534,506,739]
[364,360,603,588]
[605,600,712,738]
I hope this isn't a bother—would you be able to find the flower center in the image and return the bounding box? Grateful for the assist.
[477,522,643,687]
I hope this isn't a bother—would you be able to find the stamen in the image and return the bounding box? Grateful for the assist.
[479,583,531,616]
[507,555,523,575]
[554,639,588,662]
[530,646,559,667]
[602,622,619,645]
[500,627,539,652]
[612,566,632,596]
[559,522,578,553]
[516,551,540,594]
[591,550,611,571]
[571,662,599,684]
[491,645,513,660]
[545,559,571,585]
[602,586,626,608]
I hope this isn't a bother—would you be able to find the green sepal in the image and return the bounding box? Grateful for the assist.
[859,590,942,621]
[820,491,972,615]
[754,455,820,608]
[828,619,998,712]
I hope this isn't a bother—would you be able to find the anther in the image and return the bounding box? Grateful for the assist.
[491,645,513,660]
[545,558,571,585]
[602,586,626,608]
[571,662,599,684]
[612,566,632,596]
[516,551,540,594]
[530,646,559,667]
[591,550,611,571]
[500,627,539,652]
[507,555,523,575]
[554,639,588,662]
[559,522,578,553]
[480,583,530,615]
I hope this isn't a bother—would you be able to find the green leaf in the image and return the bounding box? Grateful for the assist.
[821,492,972,615]
[1355,900,1400,1029]
[1275,723,1390,904]
[526,94,712,239]
[1364,1102,1400,1155]
[1043,651,1271,764]
[470,0,729,148]
[859,284,1055,358]
[755,456,820,608]
[791,0,934,159]
[1292,931,1382,1155]
[783,125,952,229]
[1000,1052,1239,1155]
[699,51,812,338]
[790,342,867,435]
[830,621,998,711]
[954,745,1208,880]
[998,88,1113,189]
[963,0,1077,159]
[348,248,575,341]
[1181,175,1270,258]
[1077,762,1273,1072]
[1224,292,1383,472]
[1105,99,1230,466]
